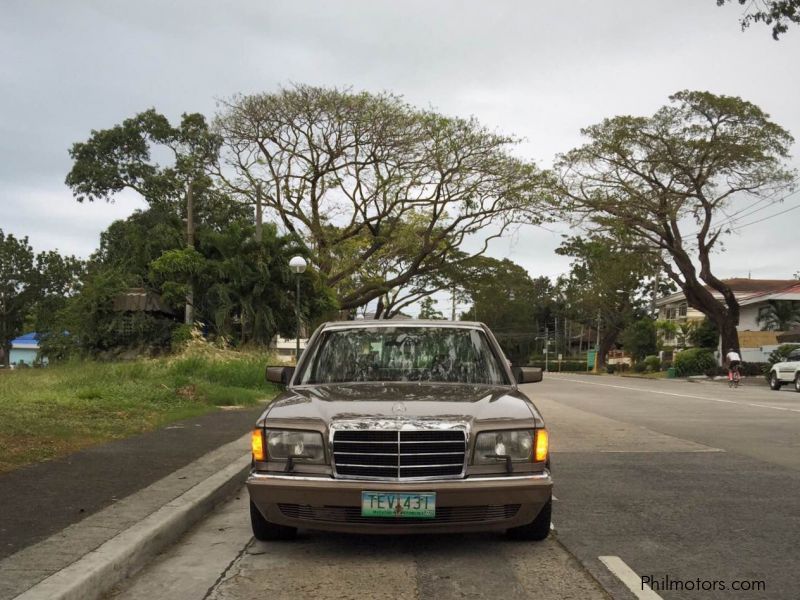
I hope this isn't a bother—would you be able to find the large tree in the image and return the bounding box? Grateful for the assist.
[66,109,222,323]
[0,231,36,365]
[556,234,653,367]
[0,231,83,364]
[460,257,556,363]
[717,0,800,39]
[214,85,547,312]
[554,90,796,357]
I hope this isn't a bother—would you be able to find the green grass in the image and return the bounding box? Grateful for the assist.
[0,350,280,472]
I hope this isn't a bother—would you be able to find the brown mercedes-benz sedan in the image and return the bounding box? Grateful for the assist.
[247,320,552,540]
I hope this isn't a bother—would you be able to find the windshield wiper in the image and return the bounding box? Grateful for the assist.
[484,453,514,474]
[284,453,315,473]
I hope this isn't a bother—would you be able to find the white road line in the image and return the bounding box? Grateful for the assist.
[553,377,800,414]
[599,556,663,600]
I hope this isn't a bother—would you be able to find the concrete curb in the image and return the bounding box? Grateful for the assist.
[13,452,251,600]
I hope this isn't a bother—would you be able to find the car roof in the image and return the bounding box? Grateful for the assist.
[320,319,485,330]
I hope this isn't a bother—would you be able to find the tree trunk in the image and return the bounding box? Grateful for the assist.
[597,329,619,368]
[185,180,195,325]
[254,183,263,243]
[374,296,385,320]
[718,317,739,357]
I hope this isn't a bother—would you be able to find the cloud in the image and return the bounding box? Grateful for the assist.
[1,0,798,281]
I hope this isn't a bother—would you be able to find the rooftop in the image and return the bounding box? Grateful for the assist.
[657,278,798,306]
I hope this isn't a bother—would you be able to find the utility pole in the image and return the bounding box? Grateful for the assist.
[651,266,659,317]
[544,325,549,373]
[451,285,456,321]
[554,317,558,359]
[254,182,263,243]
[594,309,601,371]
[184,179,194,325]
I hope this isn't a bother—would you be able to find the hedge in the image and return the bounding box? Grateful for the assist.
[674,348,716,376]
[527,360,588,372]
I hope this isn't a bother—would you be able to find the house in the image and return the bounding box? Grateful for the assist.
[271,336,309,362]
[9,332,45,367]
[655,278,799,361]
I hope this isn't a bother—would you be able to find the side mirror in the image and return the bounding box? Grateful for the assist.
[266,366,295,385]
[513,366,543,384]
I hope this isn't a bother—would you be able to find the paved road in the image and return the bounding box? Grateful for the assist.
[537,374,800,600]
[111,375,799,599]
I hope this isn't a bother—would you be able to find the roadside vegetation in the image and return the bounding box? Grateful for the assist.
[0,345,279,472]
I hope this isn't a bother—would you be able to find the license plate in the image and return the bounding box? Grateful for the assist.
[361,491,436,518]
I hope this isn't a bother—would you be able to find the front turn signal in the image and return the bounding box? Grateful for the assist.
[251,429,265,461]
[534,429,549,462]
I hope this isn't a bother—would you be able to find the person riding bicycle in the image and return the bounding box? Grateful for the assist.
[726,348,742,382]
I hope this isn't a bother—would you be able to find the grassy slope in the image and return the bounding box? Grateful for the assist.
[0,349,280,472]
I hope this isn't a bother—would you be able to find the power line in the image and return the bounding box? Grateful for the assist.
[727,199,800,231]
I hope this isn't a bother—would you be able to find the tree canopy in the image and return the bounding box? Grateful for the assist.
[0,230,83,364]
[214,85,548,312]
[66,109,220,211]
[717,0,800,39]
[556,233,655,366]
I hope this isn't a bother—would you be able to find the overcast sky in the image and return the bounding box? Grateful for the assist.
[2,0,799,308]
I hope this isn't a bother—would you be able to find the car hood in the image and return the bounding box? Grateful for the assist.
[261,383,541,427]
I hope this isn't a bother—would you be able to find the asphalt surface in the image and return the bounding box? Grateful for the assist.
[0,406,263,560]
[538,374,800,600]
[111,374,799,600]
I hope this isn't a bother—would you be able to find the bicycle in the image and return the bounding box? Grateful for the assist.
[728,364,741,388]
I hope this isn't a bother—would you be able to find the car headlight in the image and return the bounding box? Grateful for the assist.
[265,429,325,463]
[474,429,545,464]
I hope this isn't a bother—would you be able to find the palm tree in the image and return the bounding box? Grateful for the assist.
[757,300,800,331]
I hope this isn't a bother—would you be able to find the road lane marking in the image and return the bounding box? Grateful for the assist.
[599,556,663,600]
[552,377,800,414]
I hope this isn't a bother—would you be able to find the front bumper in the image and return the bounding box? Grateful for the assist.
[247,471,553,534]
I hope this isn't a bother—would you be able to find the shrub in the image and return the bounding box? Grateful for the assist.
[705,365,727,378]
[620,319,657,361]
[674,348,717,376]
[527,360,587,372]
[644,355,661,372]
[170,324,194,351]
[740,362,768,377]
[633,361,647,373]
[690,318,719,349]
[661,360,672,371]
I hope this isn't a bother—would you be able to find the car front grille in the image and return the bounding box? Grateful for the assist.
[332,429,466,480]
[278,503,520,524]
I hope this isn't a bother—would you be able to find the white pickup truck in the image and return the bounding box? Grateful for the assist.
[768,347,800,392]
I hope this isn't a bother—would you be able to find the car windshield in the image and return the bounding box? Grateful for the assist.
[296,326,509,385]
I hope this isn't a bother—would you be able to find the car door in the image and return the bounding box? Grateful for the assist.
[780,349,800,380]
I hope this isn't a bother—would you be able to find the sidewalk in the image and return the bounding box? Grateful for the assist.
[0,406,262,562]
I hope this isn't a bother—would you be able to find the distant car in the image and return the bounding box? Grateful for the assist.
[247,320,552,540]
[768,347,800,392]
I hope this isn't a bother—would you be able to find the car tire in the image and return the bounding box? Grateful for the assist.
[506,497,551,541]
[250,500,297,541]
[769,372,782,391]
[795,374,800,393]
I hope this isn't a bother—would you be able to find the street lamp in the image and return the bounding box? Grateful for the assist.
[289,256,307,360]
